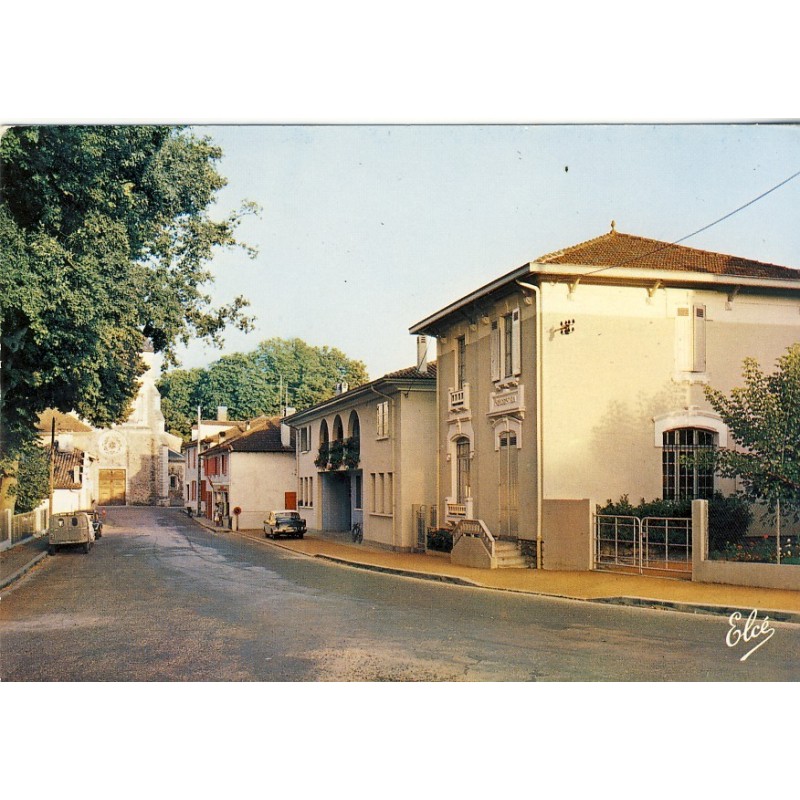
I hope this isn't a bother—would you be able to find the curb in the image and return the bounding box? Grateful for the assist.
[198,522,800,624]
[0,551,48,591]
[589,595,800,625]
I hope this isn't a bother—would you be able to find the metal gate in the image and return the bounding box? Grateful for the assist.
[594,514,692,578]
[413,504,428,552]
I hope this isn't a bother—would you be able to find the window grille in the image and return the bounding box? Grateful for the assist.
[662,428,715,500]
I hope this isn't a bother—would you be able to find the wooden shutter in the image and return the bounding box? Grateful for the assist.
[490,320,500,381]
[693,304,707,372]
[511,308,521,376]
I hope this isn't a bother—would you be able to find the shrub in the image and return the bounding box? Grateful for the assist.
[596,492,753,549]
[427,528,453,552]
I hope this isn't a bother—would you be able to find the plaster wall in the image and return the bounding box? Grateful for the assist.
[229,452,296,531]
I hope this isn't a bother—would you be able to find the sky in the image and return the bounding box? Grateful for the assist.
[174,123,800,380]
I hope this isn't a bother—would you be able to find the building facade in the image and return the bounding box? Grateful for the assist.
[36,343,180,507]
[411,228,800,567]
[199,416,296,530]
[285,356,437,552]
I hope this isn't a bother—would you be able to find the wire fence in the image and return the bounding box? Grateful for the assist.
[707,500,800,565]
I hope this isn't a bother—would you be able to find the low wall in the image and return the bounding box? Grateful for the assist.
[542,499,593,571]
[692,499,800,590]
[451,535,496,569]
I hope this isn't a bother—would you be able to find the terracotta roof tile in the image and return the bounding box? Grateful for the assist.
[536,230,799,280]
[202,417,293,455]
[45,445,85,489]
[383,363,438,381]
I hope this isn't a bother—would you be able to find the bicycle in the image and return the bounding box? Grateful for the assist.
[351,521,363,543]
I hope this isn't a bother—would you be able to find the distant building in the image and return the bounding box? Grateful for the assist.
[199,416,296,530]
[37,342,181,507]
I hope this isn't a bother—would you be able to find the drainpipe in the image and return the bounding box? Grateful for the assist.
[516,278,543,569]
[370,384,396,548]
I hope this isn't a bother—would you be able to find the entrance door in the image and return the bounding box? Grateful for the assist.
[99,469,126,505]
[498,432,519,538]
[285,491,297,510]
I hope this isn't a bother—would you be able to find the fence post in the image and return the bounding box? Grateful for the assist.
[691,499,708,580]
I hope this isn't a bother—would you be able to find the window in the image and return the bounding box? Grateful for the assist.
[299,426,311,452]
[456,437,471,504]
[457,335,467,390]
[492,309,521,381]
[662,428,716,500]
[676,304,707,372]
[370,473,377,512]
[376,401,390,438]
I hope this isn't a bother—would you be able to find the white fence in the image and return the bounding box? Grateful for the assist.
[0,507,50,548]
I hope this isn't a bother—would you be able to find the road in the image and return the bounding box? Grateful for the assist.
[1,507,798,681]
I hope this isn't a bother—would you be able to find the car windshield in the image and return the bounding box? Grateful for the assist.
[276,514,298,522]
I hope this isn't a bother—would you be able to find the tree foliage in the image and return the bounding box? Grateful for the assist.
[158,337,369,439]
[1,125,257,464]
[6,440,50,513]
[704,344,800,521]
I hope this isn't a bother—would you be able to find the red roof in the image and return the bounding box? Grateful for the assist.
[202,417,293,456]
[45,445,85,489]
[536,230,799,280]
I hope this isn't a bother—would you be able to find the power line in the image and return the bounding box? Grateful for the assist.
[581,167,800,278]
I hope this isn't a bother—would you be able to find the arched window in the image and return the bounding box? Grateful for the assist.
[333,415,344,442]
[348,410,360,441]
[319,419,329,445]
[456,437,471,504]
[662,428,716,500]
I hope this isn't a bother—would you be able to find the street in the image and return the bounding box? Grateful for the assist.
[1,507,798,681]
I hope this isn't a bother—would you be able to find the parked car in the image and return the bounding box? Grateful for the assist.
[264,510,306,539]
[48,512,95,554]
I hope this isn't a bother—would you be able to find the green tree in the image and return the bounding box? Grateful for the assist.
[704,344,800,521]
[157,337,370,440]
[6,440,50,513]
[1,125,257,507]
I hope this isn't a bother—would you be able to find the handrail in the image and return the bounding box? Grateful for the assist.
[452,518,495,558]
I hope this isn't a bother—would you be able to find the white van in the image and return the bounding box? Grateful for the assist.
[48,512,95,554]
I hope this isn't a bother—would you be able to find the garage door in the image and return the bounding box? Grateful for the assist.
[99,469,126,505]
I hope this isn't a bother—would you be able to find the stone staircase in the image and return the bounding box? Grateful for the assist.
[494,539,530,568]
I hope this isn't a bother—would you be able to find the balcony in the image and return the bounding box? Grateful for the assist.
[315,437,360,471]
[448,382,471,414]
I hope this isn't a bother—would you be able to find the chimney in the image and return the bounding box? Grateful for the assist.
[217,406,228,422]
[416,335,428,373]
[335,381,348,396]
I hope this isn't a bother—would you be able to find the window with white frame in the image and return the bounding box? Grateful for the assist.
[376,401,390,438]
[299,426,311,452]
[492,309,521,381]
[662,428,716,500]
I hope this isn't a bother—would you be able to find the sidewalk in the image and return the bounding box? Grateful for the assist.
[0,534,49,590]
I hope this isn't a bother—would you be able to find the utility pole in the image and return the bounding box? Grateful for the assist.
[48,417,55,521]
[196,404,202,518]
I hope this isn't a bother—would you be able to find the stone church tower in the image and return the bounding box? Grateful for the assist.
[91,340,182,506]
[43,341,183,507]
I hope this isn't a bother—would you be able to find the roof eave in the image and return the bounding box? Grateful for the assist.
[410,260,800,334]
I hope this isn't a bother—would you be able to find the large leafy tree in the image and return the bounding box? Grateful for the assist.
[705,343,800,521]
[0,125,257,507]
[158,337,369,440]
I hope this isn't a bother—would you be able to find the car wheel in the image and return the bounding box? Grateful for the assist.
[298,534,304,540]
[83,541,90,554]
[48,545,56,555]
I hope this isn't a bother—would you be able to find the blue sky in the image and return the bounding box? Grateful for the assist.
[175,124,800,379]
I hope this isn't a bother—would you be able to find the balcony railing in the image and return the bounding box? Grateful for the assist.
[448,382,470,413]
[315,437,360,471]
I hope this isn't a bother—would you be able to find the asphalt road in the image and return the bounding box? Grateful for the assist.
[1,507,798,681]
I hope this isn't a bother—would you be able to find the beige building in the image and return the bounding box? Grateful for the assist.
[284,356,437,552]
[410,227,800,568]
[37,342,182,507]
[199,416,296,530]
